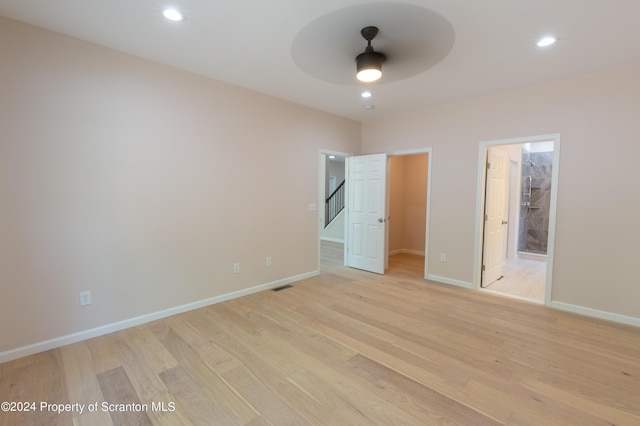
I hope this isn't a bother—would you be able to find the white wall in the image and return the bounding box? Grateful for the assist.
[320,210,345,243]
[362,63,640,322]
[328,158,346,189]
[0,16,361,357]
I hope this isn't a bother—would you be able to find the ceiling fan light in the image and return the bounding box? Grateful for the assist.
[357,68,382,83]
[356,51,385,82]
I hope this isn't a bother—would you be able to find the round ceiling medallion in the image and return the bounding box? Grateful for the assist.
[291,3,455,85]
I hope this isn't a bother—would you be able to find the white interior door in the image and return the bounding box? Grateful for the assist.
[482,148,510,286]
[346,153,387,274]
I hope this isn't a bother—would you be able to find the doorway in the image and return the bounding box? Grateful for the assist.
[333,150,430,278]
[476,134,560,305]
[318,150,351,271]
[387,153,429,277]
[319,148,431,278]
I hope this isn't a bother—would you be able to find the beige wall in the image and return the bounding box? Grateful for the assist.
[389,157,406,253]
[0,17,360,355]
[389,155,428,255]
[362,63,640,320]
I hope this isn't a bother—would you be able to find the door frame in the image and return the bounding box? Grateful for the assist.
[318,149,353,270]
[387,148,433,279]
[473,133,561,306]
[320,148,432,278]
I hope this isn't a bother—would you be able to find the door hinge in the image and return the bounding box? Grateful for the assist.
[485,214,488,221]
[486,162,491,169]
[482,265,486,271]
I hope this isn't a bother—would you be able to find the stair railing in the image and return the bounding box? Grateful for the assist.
[325,180,345,227]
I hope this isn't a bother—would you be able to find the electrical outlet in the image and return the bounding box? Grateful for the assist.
[266,256,272,267]
[233,263,240,273]
[79,291,91,306]
[440,252,447,262]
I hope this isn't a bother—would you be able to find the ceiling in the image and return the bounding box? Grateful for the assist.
[2,0,640,121]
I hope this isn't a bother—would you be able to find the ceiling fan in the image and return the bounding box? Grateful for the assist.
[355,26,386,83]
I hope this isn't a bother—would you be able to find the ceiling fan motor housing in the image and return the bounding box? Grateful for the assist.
[356,26,386,82]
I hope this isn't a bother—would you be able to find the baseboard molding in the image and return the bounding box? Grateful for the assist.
[389,249,425,256]
[516,252,547,261]
[0,271,319,364]
[550,301,640,328]
[320,237,344,244]
[481,288,544,305]
[426,274,474,289]
[425,278,639,327]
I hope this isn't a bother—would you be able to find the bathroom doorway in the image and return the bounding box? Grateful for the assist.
[476,134,560,305]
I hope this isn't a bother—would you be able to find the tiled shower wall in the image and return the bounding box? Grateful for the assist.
[518,150,553,254]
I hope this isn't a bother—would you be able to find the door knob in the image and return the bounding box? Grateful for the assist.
[501,220,508,225]
[378,218,385,223]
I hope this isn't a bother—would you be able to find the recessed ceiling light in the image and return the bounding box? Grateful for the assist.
[361,91,372,98]
[163,8,184,22]
[536,36,556,47]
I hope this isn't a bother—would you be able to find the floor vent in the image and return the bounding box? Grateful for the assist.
[273,284,293,292]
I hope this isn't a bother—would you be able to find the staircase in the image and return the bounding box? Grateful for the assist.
[325,180,345,227]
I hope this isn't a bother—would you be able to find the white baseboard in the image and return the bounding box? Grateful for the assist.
[481,288,544,305]
[320,237,344,244]
[0,271,319,364]
[426,278,639,328]
[550,301,640,328]
[516,252,547,261]
[426,274,474,289]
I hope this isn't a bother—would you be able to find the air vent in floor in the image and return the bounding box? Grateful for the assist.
[272,284,293,292]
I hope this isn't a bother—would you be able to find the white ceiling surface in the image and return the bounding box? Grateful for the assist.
[1,0,640,121]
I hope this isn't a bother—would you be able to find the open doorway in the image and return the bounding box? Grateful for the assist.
[319,150,431,279]
[387,153,429,278]
[320,154,347,244]
[318,150,350,273]
[476,134,560,305]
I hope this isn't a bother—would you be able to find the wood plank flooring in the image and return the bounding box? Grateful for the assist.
[1,241,639,425]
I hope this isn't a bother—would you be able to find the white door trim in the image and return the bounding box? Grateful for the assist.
[473,134,561,306]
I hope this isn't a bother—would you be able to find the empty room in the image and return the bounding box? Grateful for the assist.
[1,1,639,425]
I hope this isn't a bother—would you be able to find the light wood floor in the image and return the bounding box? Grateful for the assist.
[2,242,639,425]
